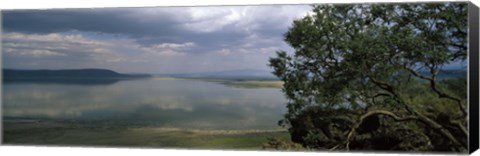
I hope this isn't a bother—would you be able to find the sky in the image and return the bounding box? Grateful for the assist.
[1,4,467,74]
[2,5,313,74]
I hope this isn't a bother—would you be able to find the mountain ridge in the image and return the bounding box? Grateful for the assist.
[3,68,150,79]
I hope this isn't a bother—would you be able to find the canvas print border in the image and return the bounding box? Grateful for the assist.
[1,0,479,155]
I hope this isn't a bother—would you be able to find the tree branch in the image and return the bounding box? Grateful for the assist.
[402,65,467,117]
[409,109,467,150]
[344,110,418,150]
[451,120,468,137]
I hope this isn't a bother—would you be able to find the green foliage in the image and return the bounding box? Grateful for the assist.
[269,2,468,152]
[440,78,467,99]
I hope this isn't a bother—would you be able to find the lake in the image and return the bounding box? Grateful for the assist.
[2,77,287,130]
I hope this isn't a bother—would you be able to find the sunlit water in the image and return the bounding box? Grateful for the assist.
[3,78,287,130]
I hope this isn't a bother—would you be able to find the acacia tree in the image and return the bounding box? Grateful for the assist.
[269,3,468,152]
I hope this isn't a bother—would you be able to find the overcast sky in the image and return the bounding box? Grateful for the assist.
[2,5,313,74]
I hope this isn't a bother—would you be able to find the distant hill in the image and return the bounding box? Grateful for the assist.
[418,69,466,79]
[3,69,150,80]
[163,69,278,80]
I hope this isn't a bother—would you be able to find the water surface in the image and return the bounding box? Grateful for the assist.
[3,78,287,130]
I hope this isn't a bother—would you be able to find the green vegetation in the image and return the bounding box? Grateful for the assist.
[269,3,468,153]
[3,120,289,150]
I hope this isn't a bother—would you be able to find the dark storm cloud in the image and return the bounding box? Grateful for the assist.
[2,5,313,73]
[3,6,310,49]
[3,8,179,37]
[3,7,245,50]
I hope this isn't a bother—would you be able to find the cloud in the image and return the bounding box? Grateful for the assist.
[2,5,313,73]
[151,42,195,49]
[182,8,243,33]
[3,5,311,46]
[2,32,195,71]
[2,31,289,73]
[30,50,66,57]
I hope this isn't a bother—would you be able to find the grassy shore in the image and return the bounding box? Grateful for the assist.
[3,120,290,150]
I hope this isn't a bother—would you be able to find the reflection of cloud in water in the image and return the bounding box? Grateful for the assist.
[213,97,232,105]
[4,84,128,117]
[206,91,284,109]
[3,79,287,129]
[141,96,194,112]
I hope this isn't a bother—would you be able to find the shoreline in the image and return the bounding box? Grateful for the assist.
[3,119,291,149]
[3,119,288,133]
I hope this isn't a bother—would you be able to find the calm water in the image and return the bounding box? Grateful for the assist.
[2,78,287,130]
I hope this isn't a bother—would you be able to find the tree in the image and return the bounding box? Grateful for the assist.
[269,2,468,152]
